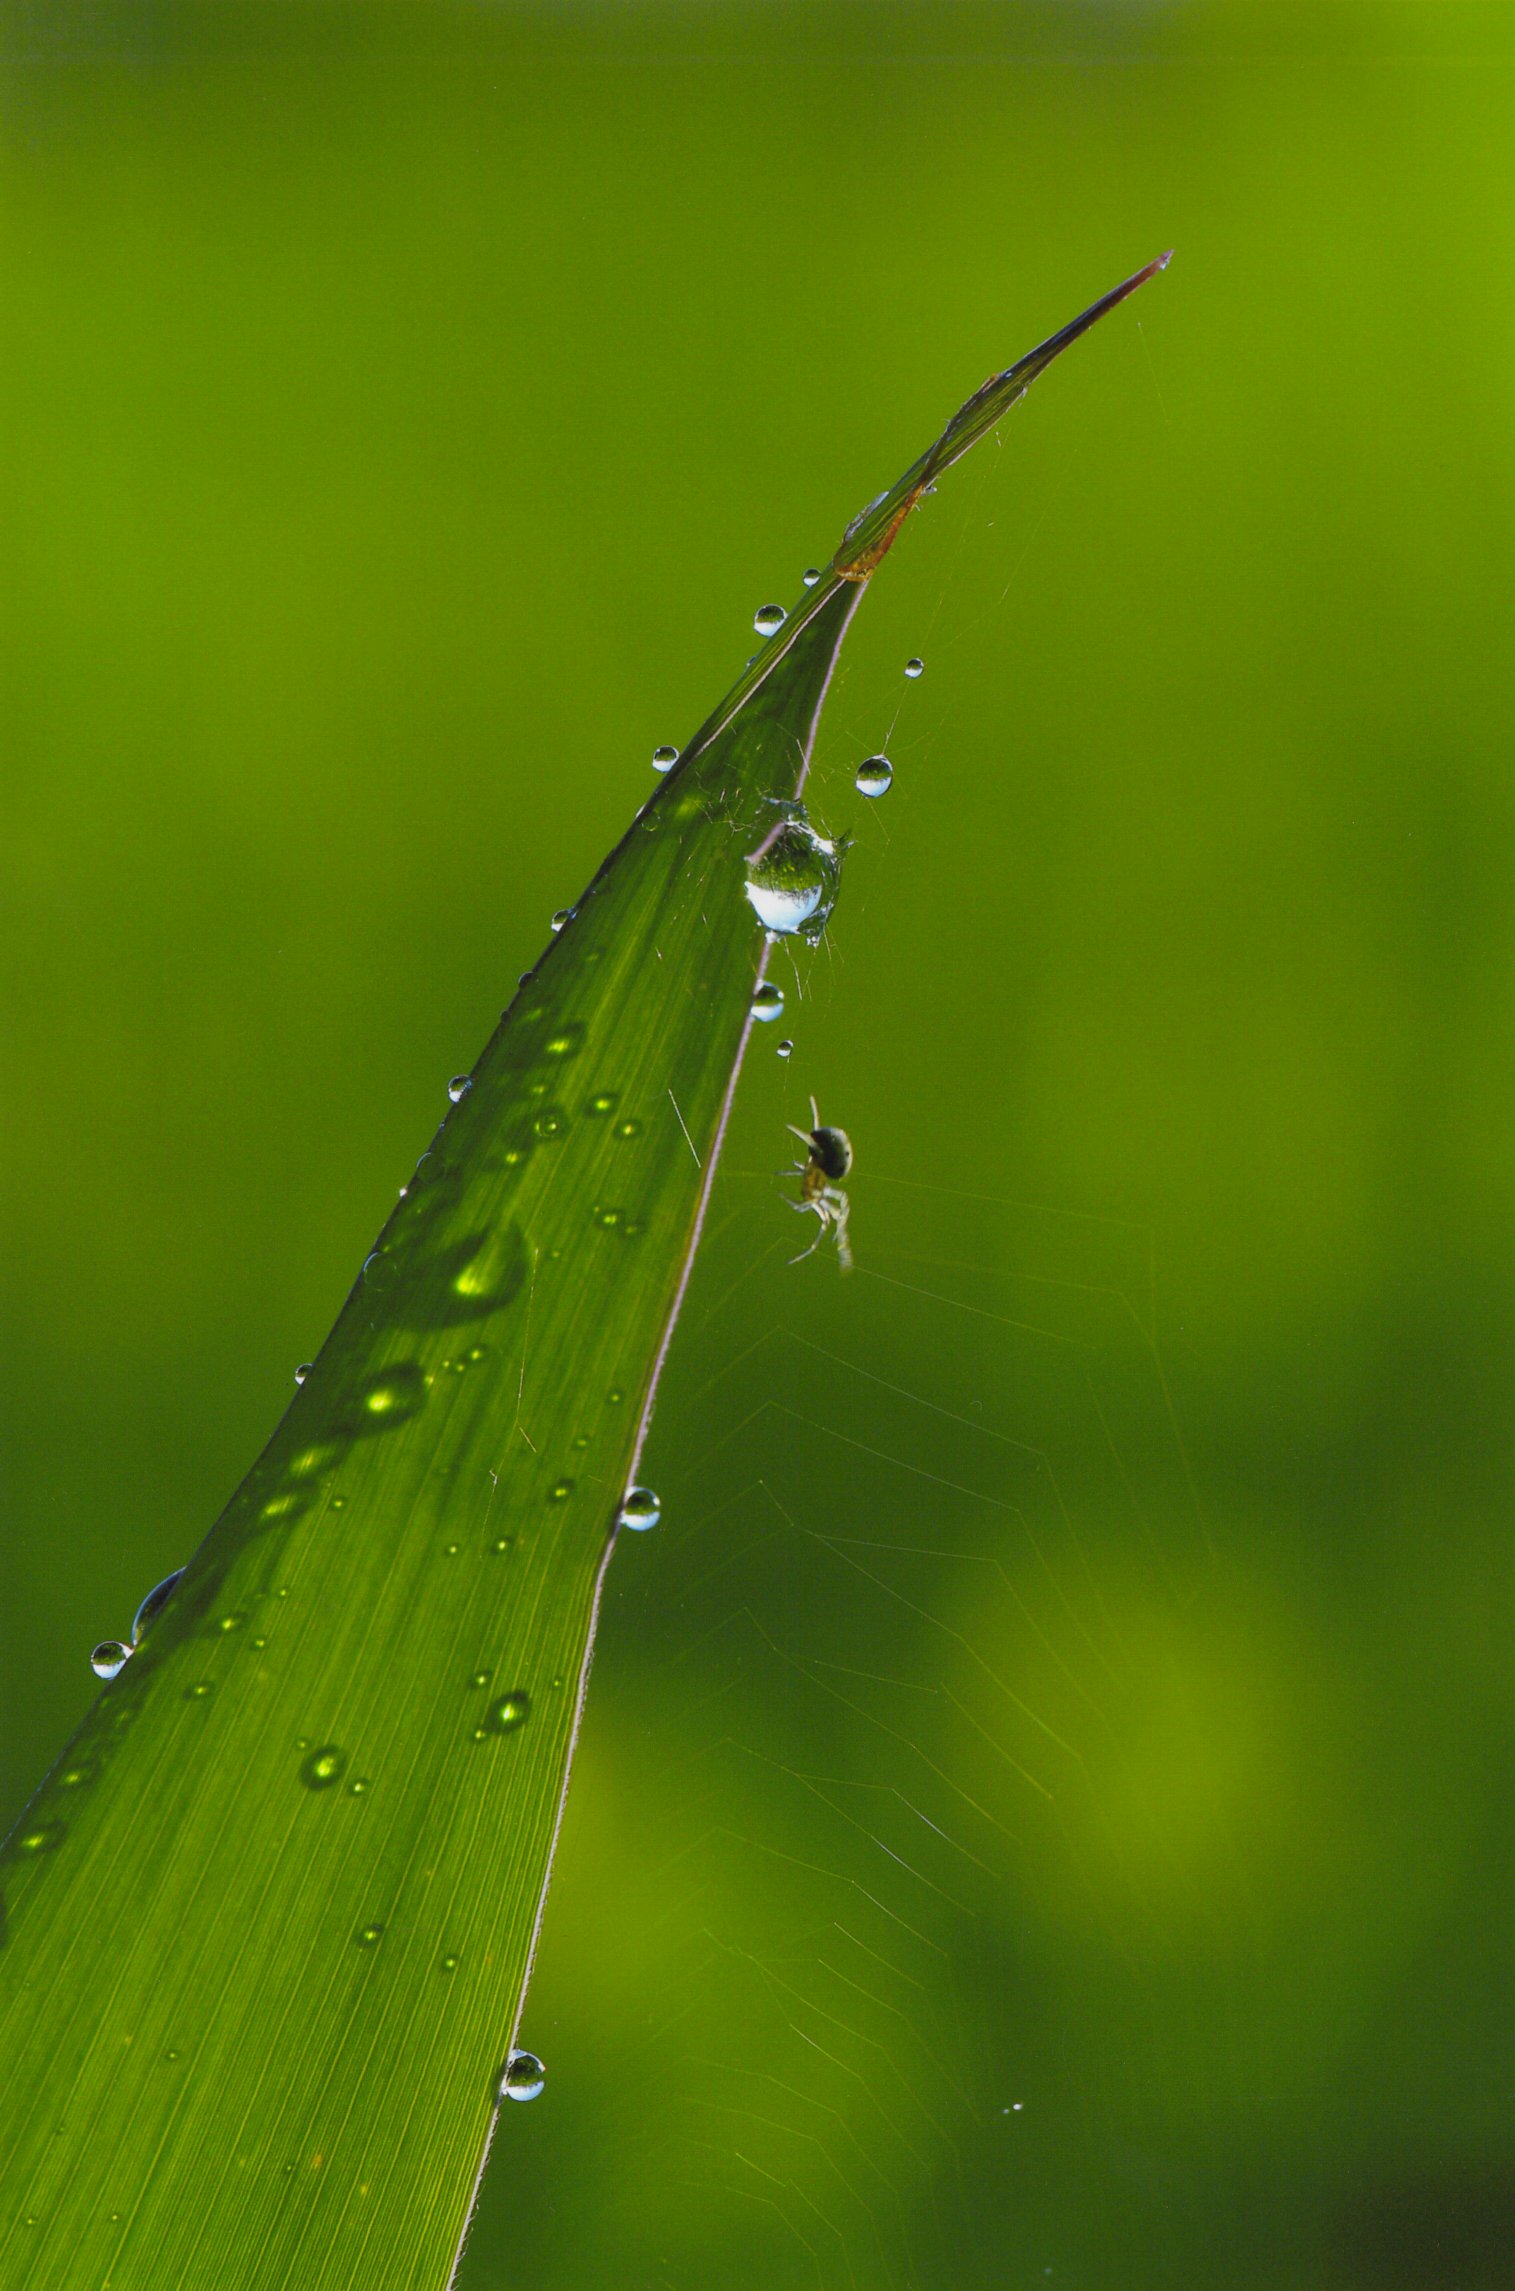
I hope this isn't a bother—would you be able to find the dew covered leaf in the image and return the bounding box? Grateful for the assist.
[0,257,1163,2290]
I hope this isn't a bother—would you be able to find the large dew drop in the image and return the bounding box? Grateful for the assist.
[651,745,679,772]
[753,603,786,637]
[131,1568,185,1646]
[499,2049,546,2104]
[855,756,893,799]
[743,813,845,942]
[618,1487,661,1532]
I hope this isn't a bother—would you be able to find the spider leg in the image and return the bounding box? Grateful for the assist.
[788,1201,827,1263]
[808,1094,821,1130]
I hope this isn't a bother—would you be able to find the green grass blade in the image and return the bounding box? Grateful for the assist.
[0,258,1164,2290]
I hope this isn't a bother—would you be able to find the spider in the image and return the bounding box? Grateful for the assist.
[786,1097,854,1271]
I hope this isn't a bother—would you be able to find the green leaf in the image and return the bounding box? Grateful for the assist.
[0,256,1166,2288]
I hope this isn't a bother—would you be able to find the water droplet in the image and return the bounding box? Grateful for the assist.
[544,1022,585,1059]
[777,1039,794,1060]
[355,1923,384,1948]
[17,1821,64,1854]
[614,1117,642,1139]
[855,755,893,799]
[743,813,845,940]
[548,1479,575,1502]
[593,1205,621,1229]
[801,567,822,587]
[301,1745,347,1790]
[441,1953,460,1973]
[346,1366,427,1428]
[58,1761,97,1789]
[470,1669,491,1688]
[218,1610,247,1634]
[483,1691,531,1735]
[490,1536,514,1555]
[550,910,572,933]
[443,1542,460,1556]
[750,981,784,1023]
[91,1641,131,1681]
[131,1568,184,1645]
[904,656,924,679]
[448,1075,473,1104]
[184,1682,214,1701]
[330,1495,347,1511]
[753,603,786,637]
[618,1487,661,1532]
[294,1362,312,1385]
[533,1110,564,1139]
[498,2049,546,2103]
[608,1387,625,1404]
[651,745,679,772]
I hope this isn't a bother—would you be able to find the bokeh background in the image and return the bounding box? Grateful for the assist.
[6,3,1515,2284]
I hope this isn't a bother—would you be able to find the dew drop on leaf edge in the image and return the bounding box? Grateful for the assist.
[651,745,679,772]
[753,603,786,637]
[499,2049,546,2103]
[618,1486,661,1532]
[751,982,784,1023]
[91,1641,131,1681]
[743,815,844,940]
[448,1075,472,1104]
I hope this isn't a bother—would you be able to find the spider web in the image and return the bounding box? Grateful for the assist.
[452,375,1254,2291]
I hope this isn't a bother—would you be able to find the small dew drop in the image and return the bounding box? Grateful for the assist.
[217,1610,247,1634]
[753,603,786,637]
[444,1542,460,1557]
[301,1745,347,1790]
[608,1387,625,1404]
[498,2049,546,2104]
[484,1691,531,1735]
[448,1075,473,1105]
[548,1479,575,1502]
[651,745,679,772]
[618,1487,661,1532]
[904,656,924,679]
[751,982,784,1023]
[17,1822,64,1855]
[470,1669,491,1688]
[91,1641,131,1681]
[587,1091,619,1116]
[544,1023,586,1059]
[441,1953,460,1973]
[593,1206,621,1229]
[294,1363,312,1385]
[855,755,893,799]
[330,1495,347,1511]
[185,1682,214,1701]
[801,567,822,587]
[777,1039,794,1060]
[614,1117,642,1139]
[490,1536,514,1555]
[355,1923,384,1948]
[550,910,572,933]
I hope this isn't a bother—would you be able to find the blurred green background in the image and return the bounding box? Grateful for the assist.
[5,2,1515,2283]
